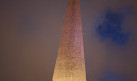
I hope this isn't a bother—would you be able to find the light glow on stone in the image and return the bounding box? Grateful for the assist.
[52,0,87,81]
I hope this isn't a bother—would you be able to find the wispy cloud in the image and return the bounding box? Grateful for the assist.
[95,9,131,46]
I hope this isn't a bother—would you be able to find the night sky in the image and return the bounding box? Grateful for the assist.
[0,0,137,81]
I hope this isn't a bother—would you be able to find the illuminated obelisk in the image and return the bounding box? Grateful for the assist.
[52,0,86,81]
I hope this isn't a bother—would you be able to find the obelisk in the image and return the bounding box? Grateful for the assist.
[52,0,87,81]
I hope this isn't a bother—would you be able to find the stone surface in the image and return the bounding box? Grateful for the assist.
[52,0,87,81]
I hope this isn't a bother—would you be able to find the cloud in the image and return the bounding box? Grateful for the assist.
[95,9,131,46]
[100,70,131,81]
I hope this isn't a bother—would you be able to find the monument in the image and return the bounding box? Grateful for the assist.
[52,0,87,81]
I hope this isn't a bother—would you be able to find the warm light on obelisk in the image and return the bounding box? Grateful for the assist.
[52,0,87,81]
